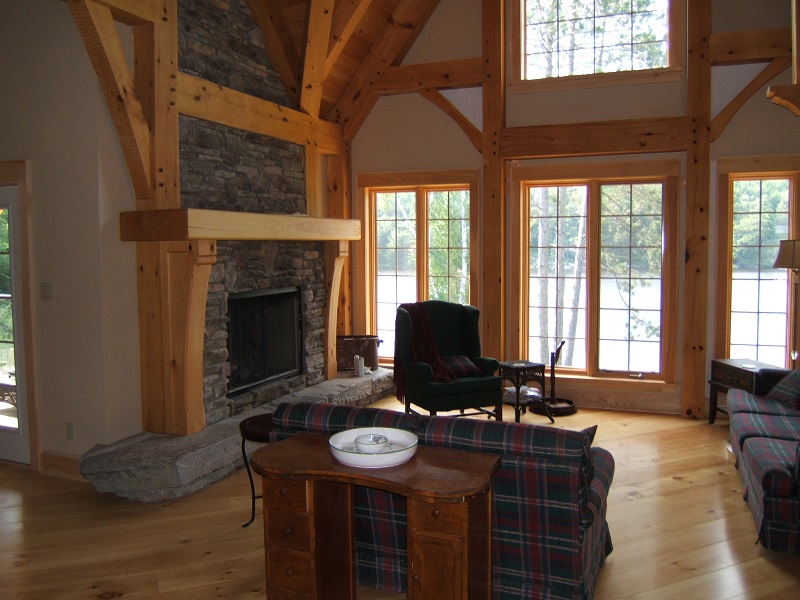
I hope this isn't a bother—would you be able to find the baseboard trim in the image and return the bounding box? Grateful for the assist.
[39,450,83,480]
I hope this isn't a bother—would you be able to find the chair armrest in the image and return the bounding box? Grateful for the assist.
[405,361,433,382]
[471,356,499,375]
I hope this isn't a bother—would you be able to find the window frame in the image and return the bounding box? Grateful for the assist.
[510,159,680,383]
[714,156,800,367]
[356,170,481,363]
[510,0,684,93]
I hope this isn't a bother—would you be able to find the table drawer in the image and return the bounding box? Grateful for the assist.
[266,509,311,552]
[264,478,307,512]
[710,365,754,391]
[412,501,464,536]
[268,548,314,594]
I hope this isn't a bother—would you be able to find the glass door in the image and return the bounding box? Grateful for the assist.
[0,183,30,464]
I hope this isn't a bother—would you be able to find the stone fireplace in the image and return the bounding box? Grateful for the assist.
[202,240,327,426]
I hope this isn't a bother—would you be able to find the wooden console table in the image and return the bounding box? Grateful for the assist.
[708,358,789,423]
[251,432,500,600]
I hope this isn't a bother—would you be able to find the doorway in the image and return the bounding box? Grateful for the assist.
[0,161,36,466]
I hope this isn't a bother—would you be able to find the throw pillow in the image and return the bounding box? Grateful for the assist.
[766,367,800,410]
[441,355,483,377]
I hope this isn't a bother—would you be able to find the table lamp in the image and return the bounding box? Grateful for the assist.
[773,239,800,363]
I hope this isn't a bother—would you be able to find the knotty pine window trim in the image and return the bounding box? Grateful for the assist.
[509,159,680,383]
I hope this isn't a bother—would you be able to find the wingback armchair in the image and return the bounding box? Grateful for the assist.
[394,300,503,419]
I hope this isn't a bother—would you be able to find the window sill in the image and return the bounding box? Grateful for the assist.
[509,67,684,95]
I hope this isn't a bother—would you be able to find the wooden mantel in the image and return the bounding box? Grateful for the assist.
[121,210,360,436]
[120,208,360,242]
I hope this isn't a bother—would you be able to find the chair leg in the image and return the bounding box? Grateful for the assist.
[241,435,261,528]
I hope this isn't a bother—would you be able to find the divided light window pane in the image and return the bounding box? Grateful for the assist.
[524,0,668,80]
[375,187,471,359]
[528,185,588,368]
[729,178,790,365]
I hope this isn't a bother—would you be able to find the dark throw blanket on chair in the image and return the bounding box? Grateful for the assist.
[394,302,456,401]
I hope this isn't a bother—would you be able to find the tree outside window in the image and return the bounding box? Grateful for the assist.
[523,0,669,80]
[729,178,790,365]
[375,186,471,359]
[526,177,667,376]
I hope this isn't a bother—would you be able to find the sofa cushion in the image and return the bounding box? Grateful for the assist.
[740,437,799,497]
[270,402,417,435]
[420,415,596,462]
[729,412,800,454]
[766,367,800,409]
[726,389,799,417]
[441,355,483,377]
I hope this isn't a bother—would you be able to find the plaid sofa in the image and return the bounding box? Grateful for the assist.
[267,402,614,599]
[726,369,800,553]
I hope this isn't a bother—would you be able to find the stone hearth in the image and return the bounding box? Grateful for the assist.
[80,369,395,502]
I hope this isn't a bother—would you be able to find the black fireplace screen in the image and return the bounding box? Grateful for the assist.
[227,286,303,394]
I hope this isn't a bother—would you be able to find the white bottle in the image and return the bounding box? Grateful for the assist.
[354,355,361,376]
[357,356,366,376]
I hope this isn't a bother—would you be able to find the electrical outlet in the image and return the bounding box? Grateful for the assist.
[66,422,74,440]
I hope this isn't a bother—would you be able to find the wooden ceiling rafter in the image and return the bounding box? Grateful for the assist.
[325,0,378,79]
[327,0,443,141]
[301,0,335,118]
[245,0,303,107]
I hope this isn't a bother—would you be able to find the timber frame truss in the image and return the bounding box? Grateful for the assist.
[69,0,798,433]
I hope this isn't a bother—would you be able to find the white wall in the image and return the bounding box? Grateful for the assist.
[0,0,141,460]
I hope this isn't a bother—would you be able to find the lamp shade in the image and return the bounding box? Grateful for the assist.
[773,239,800,270]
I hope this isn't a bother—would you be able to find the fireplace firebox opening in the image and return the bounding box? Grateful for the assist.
[227,286,303,395]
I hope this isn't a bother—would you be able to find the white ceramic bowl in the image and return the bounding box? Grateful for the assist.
[354,433,388,453]
[329,427,418,468]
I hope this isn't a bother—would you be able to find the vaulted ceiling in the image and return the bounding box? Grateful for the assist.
[246,0,463,139]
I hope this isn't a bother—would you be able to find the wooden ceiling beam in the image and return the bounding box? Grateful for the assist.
[419,88,482,152]
[69,0,152,198]
[176,72,346,155]
[709,28,792,65]
[712,56,792,140]
[374,58,483,94]
[498,116,690,159]
[245,0,302,107]
[328,0,442,141]
[301,0,334,118]
[325,0,377,78]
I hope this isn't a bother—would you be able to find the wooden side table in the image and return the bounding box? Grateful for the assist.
[251,432,500,600]
[708,358,790,423]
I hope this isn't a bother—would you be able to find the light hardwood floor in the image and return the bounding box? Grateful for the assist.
[2,400,799,599]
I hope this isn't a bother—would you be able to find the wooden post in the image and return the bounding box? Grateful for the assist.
[481,0,506,360]
[683,0,712,419]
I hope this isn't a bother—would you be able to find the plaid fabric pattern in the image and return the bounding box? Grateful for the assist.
[740,453,800,552]
[726,389,799,417]
[741,437,799,497]
[268,404,614,597]
[767,367,800,409]
[270,401,417,434]
[268,402,414,592]
[420,417,609,600]
[441,355,483,377]
[729,413,800,454]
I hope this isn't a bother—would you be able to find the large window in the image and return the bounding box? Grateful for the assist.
[361,171,480,361]
[515,161,678,380]
[715,159,800,367]
[514,0,680,87]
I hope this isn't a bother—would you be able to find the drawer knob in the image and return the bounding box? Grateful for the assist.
[285,567,294,577]
[279,487,288,497]
[284,527,293,536]
[431,509,441,519]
